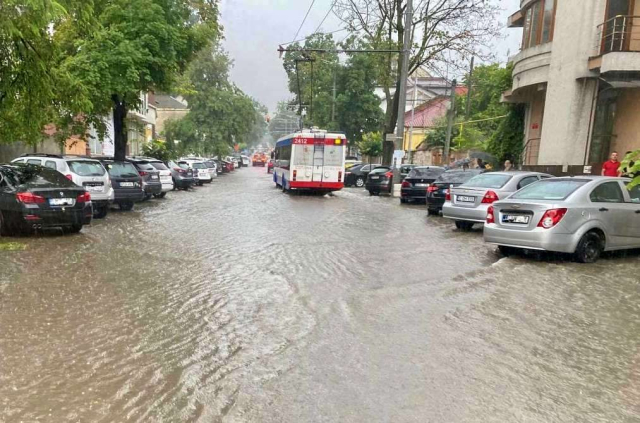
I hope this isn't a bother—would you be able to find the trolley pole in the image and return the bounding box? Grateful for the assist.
[392,0,413,194]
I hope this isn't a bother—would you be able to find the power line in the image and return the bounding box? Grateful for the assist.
[281,27,348,47]
[312,0,337,35]
[292,0,317,45]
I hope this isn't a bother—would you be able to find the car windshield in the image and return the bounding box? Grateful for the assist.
[133,162,155,171]
[103,162,139,178]
[436,170,483,184]
[150,162,169,171]
[68,160,106,177]
[408,168,444,178]
[3,164,77,188]
[370,167,390,174]
[510,179,589,200]
[463,173,513,189]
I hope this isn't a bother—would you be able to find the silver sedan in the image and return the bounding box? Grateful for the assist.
[442,171,553,230]
[483,176,640,263]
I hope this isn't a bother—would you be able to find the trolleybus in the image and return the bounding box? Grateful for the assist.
[273,129,346,194]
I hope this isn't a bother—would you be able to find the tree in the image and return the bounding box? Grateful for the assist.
[63,0,219,160]
[486,104,525,164]
[358,132,383,159]
[0,0,93,145]
[335,0,501,161]
[142,139,173,162]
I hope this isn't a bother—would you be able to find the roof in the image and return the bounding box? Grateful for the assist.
[155,94,188,110]
[404,96,450,128]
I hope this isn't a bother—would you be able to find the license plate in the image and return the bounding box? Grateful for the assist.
[371,176,380,180]
[151,175,159,180]
[457,195,475,203]
[120,182,134,187]
[50,198,73,206]
[502,215,530,224]
[87,185,103,192]
[415,183,428,187]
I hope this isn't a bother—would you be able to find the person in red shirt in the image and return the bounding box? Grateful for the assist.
[601,151,622,177]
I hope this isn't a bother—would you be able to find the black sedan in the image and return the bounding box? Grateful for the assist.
[400,166,445,204]
[426,169,485,215]
[365,166,393,195]
[345,163,380,188]
[0,163,93,235]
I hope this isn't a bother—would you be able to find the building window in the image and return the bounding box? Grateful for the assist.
[522,0,556,49]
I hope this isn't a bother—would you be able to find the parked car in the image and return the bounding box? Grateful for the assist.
[0,163,93,235]
[127,158,163,199]
[426,169,485,215]
[222,160,234,172]
[365,166,393,195]
[167,160,195,190]
[345,160,362,170]
[484,176,640,263]
[12,154,114,218]
[398,164,417,179]
[443,171,553,231]
[97,159,144,211]
[180,161,211,185]
[227,156,240,169]
[345,163,380,188]
[241,155,251,167]
[203,160,218,180]
[400,166,445,204]
[133,157,174,197]
[267,159,274,174]
[212,159,224,175]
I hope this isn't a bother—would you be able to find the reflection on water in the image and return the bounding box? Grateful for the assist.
[1,169,639,422]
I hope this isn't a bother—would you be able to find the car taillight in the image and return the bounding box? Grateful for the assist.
[445,189,451,201]
[138,171,147,176]
[385,171,393,178]
[293,170,297,181]
[65,174,73,181]
[16,192,45,204]
[537,208,568,229]
[427,185,438,193]
[174,167,185,174]
[401,180,410,188]
[481,190,499,204]
[486,205,495,224]
[77,192,91,203]
[338,171,342,182]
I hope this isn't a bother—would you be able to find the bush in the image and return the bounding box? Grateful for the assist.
[142,140,173,162]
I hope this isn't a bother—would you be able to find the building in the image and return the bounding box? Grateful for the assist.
[506,0,640,173]
[375,68,454,115]
[155,94,189,138]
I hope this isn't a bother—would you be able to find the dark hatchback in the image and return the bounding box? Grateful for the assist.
[97,159,144,211]
[167,160,195,189]
[400,166,446,204]
[0,163,92,235]
[365,166,393,195]
[345,163,380,188]
[126,158,162,199]
[426,169,486,215]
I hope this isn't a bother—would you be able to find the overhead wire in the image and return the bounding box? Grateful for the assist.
[312,0,338,35]
[292,0,318,45]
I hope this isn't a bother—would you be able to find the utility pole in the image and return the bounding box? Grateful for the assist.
[465,56,475,120]
[295,60,303,130]
[407,76,418,164]
[443,79,457,164]
[392,0,413,190]
[310,61,314,124]
[331,67,337,123]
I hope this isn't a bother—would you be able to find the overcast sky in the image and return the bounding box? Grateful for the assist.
[220,0,522,113]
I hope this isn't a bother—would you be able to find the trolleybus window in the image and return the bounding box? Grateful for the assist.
[323,145,344,167]
[293,145,314,166]
[275,144,291,169]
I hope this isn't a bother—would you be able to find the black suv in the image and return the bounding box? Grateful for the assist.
[126,158,162,199]
[96,158,144,211]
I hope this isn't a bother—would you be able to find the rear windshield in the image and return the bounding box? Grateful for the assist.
[463,173,513,189]
[68,160,106,177]
[192,163,206,169]
[510,179,588,200]
[204,161,215,168]
[3,164,77,188]
[103,162,139,178]
[436,170,483,184]
[370,167,390,174]
[408,167,445,179]
[132,162,155,171]
[150,162,169,171]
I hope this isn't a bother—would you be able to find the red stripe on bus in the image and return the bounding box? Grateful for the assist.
[291,137,345,146]
[289,181,344,189]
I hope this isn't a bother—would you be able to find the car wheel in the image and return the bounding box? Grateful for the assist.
[154,192,167,199]
[400,198,407,204]
[94,206,109,219]
[119,202,134,211]
[355,177,365,188]
[0,211,11,237]
[427,208,438,216]
[66,224,83,234]
[498,245,517,257]
[574,231,603,263]
[455,221,474,231]
[368,190,374,196]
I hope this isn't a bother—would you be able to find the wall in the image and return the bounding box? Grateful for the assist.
[523,88,547,165]
[155,109,189,138]
[612,88,640,154]
[0,138,62,163]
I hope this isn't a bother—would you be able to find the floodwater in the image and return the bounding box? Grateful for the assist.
[1,167,639,422]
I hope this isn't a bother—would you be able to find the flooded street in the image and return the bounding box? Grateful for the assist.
[1,167,639,422]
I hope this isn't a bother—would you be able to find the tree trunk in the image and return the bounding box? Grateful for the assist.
[382,81,402,166]
[112,95,128,161]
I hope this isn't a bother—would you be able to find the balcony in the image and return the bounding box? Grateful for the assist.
[589,15,640,74]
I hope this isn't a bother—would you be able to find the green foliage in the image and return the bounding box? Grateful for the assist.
[486,104,525,164]
[357,132,383,157]
[142,139,173,162]
[621,151,640,189]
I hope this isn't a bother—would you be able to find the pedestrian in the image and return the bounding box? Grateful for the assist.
[476,158,486,169]
[504,160,513,171]
[601,151,621,177]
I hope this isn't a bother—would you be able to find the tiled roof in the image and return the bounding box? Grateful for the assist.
[155,94,188,110]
